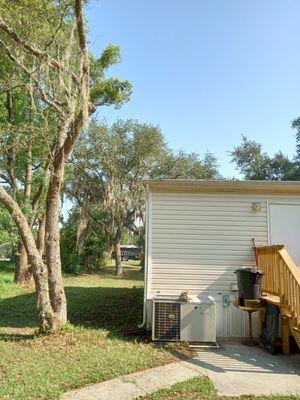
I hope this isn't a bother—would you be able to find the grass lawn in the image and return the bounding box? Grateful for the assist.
[0,261,186,400]
[137,376,299,400]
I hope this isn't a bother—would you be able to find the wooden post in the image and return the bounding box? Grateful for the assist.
[258,307,266,337]
[279,259,285,304]
[282,316,290,355]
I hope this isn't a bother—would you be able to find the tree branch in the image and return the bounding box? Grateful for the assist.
[75,0,87,53]
[31,157,51,216]
[0,15,79,84]
[0,39,64,114]
[71,191,113,237]
[5,90,19,196]
[54,103,96,167]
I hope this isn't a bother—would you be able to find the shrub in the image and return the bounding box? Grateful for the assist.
[79,231,109,270]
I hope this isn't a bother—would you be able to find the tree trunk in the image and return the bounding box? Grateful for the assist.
[30,252,56,332]
[114,227,122,277]
[76,208,90,255]
[37,214,46,256]
[14,239,32,284]
[43,108,91,327]
[0,185,55,332]
[24,138,33,199]
[44,104,91,327]
[45,161,67,327]
[14,139,34,284]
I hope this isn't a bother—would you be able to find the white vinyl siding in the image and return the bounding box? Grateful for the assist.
[150,192,269,297]
[146,188,300,337]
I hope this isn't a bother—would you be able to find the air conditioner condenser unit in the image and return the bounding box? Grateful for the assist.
[152,297,216,343]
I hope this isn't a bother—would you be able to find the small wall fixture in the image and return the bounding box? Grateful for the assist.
[252,202,261,212]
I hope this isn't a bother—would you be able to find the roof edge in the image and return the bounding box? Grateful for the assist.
[143,179,300,194]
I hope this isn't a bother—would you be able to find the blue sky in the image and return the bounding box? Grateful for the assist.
[86,0,300,177]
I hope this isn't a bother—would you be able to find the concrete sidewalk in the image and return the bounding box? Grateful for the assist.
[61,361,206,400]
[61,343,300,400]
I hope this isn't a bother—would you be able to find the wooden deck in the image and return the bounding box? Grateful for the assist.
[256,245,300,354]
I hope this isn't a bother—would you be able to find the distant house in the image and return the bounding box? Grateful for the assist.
[141,179,300,343]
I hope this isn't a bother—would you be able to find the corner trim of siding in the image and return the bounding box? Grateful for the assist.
[146,190,152,300]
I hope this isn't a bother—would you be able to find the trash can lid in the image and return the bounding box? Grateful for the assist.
[234,267,264,275]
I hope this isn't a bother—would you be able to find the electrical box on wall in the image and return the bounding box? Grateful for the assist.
[152,297,216,343]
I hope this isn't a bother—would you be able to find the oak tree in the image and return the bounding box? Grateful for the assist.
[67,119,164,276]
[0,0,131,331]
[230,136,294,180]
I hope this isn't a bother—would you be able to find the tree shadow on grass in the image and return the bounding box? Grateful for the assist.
[0,292,38,329]
[65,286,190,361]
[0,260,16,273]
[0,285,192,361]
[0,332,36,342]
[0,285,145,336]
[66,286,145,333]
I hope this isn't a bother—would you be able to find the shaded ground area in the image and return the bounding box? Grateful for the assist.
[0,262,186,400]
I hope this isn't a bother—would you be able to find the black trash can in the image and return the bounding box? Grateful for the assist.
[234,268,264,302]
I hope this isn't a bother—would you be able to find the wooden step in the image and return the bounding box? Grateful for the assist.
[291,325,300,350]
[280,307,292,319]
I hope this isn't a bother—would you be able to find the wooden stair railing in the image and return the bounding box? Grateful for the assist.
[255,245,300,353]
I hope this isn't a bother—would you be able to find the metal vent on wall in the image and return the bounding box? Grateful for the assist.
[153,301,180,341]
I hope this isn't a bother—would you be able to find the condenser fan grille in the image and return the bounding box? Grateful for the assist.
[154,302,180,341]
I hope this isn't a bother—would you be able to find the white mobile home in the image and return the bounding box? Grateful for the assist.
[142,179,300,341]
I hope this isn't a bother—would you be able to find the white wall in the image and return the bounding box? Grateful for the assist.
[269,203,300,266]
[146,191,300,337]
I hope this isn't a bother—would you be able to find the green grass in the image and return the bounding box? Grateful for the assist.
[2,262,294,400]
[0,260,27,299]
[137,376,216,400]
[0,261,185,400]
[137,377,299,400]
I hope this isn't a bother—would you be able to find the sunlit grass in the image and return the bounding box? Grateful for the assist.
[137,376,299,400]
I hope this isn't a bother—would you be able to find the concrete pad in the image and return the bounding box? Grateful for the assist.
[192,342,300,396]
[61,343,300,399]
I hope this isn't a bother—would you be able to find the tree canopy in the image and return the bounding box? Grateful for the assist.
[67,119,165,276]
[230,135,296,181]
[152,149,220,180]
[65,119,220,276]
